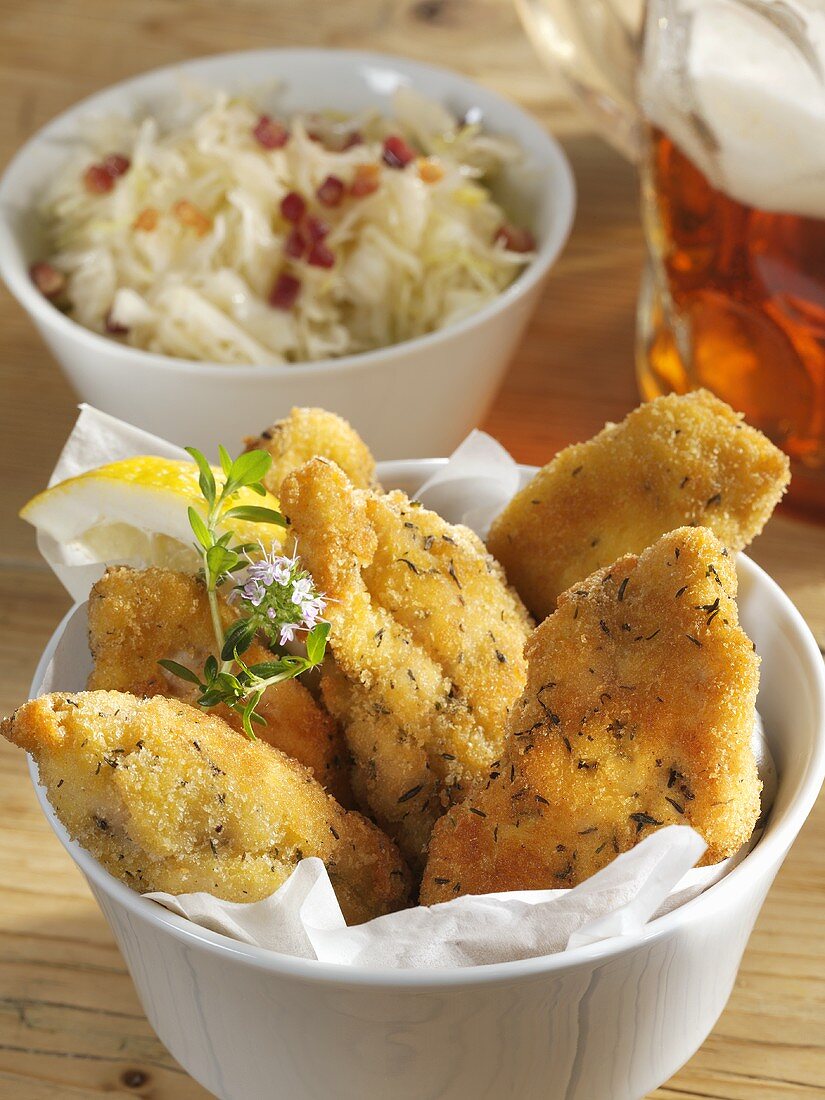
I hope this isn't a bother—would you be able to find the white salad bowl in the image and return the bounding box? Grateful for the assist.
[0,50,575,458]
[24,459,825,1100]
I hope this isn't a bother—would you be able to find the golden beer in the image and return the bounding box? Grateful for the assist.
[517,0,825,514]
[639,128,825,515]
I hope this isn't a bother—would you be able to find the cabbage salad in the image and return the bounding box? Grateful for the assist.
[31,86,536,365]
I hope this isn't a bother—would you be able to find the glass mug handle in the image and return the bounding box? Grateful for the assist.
[514,0,646,161]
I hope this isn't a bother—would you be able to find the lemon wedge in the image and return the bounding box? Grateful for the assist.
[20,455,284,573]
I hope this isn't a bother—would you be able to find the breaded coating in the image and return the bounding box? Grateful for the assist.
[488,390,790,621]
[280,458,533,869]
[3,692,410,924]
[421,527,761,903]
[245,407,377,495]
[87,566,351,805]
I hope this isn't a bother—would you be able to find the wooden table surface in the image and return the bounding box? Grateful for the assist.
[1,2,824,1097]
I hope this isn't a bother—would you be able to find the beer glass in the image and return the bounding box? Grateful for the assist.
[517,0,825,516]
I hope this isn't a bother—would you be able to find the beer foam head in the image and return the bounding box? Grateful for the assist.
[639,0,825,218]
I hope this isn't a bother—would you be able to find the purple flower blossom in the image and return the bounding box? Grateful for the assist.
[291,576,315,605]
[235,543,327,651]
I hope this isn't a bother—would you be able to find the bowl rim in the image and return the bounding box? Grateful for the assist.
[0,47,576,381]
[25,457,825,989]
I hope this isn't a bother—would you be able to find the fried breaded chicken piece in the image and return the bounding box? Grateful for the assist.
[87,566,351,805]
[488,390,790,621]
[3,692,409,924]
[245,407,377,495]
[280,458,533,869]
[421,527,761,903]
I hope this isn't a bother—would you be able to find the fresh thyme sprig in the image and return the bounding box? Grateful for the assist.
[159,446,330,738]
[184,445,282,649]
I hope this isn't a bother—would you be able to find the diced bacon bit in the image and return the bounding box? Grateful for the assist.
[495,223,536,253]
[307,241,335,269]
[173,200,211,237]
[133,207,159,232]
[104,309,129,335]
[417,157,445,184]
[316,175,345,207]
[30,262,66,299]
[269,272,301,310]
[350,163,381,198]
[253,115,289,150]
[83,153,132,194]
[284,227,307,259]
[305,216,329,242]
[382,134,416,169]
[84,164,115,194]
[280,191,306,224]
[103,154,131,178]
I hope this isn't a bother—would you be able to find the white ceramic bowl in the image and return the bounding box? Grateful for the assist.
[0,50,575,458]
[25,459,825,1100]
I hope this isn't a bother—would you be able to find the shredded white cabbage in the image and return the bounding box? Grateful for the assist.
[37,86,535,365]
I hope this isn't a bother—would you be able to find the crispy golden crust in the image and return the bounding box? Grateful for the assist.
[3,692,410,924]
[87,566,352,805]
[280,458,532,869]
[245,407,377,495]
[420,527,761,903]
[487,390,790,621]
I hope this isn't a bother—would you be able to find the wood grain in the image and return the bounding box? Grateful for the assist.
[0,2,823,1097]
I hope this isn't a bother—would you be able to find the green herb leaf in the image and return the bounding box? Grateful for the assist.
[224,450,272,495]
[306,621,331,665]
[206,543,239,582]
[214,672,243,696]
[222,505,286,527]
[221,618,258,661]
[246,657,305,681]
[204,654,219,682]
[188,506,212,551]
[198,688,226,708]
[185,447,216,506]
[218,444,233,477]
[158,659,203,686]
